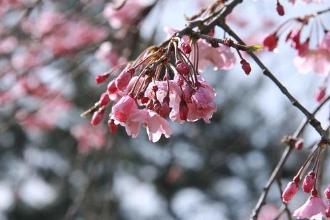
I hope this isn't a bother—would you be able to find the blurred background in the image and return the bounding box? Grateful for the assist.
[0,0,330,219]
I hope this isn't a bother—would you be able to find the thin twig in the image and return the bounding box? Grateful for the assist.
[219,23,328,141]
[246,97,330,220]
[274,178,292,220]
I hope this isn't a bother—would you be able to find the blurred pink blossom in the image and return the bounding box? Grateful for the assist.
[95,42,126,66]
[71,124,106,153]
[103,0,149,29]
[198,39,236,71]
[0,37,17,54]
[257,204,284,220]
[293,49,330,75]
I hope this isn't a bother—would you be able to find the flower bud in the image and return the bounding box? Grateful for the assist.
[91,107,105,126]
[240,59,251,75]
[282,180,299,203]
[263,33,278,51]
[95,72,110,84]
[176,61,190,75]
[276,1,285,16]
[181,42,192,54]
[295,139,304,150]
[315,87,326,103]
[99,92,110,106]
[324,185,330,199]
[302,171,315,193]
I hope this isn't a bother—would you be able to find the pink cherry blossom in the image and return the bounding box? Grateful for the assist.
[115,68,135,91]
[111,95,138,124]
[198,39,236,71]
[188,80,217,123]
[293,196,326,219]
[103,0,148,29]
[96,42,126,66]
[71,124,106,153]
[110,95,147,138]
[110,95,172,141]
[293,49,330,75]
[145,110,172,142]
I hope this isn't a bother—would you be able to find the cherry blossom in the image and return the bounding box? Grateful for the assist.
[293,49,330,75]
[71,124,106,153]
[293,195,326,219]
[95,42,126,66]
[197,39,236,71]
[103,0,149,29]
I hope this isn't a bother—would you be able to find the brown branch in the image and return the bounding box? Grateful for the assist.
[246,97,330,220]
[219,23,328,140]
[316,7,330,16]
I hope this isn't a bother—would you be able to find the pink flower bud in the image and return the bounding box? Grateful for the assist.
[116,68,135,91]
[276,1,285,16]
[324,185,330,199]
[295,139,304,150]
[240,59,251,75]
[263,33,278,51]
[107,80,117,94]
[181,42,191,54]
[99,92,110,106]
[91,107,105,126]
[302,171,315,193]
[95,73,110,84]
[282,180,299,203]
[176,61,190,75]
[141,96,149,104]
[315,87,326,103]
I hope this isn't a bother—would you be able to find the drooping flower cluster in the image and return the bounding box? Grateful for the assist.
[89,34,238,142]
[263,13,330,75]
[273,0,322,17]
[281,146,330,219]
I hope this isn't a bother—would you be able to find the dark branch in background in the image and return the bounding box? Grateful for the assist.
[316,7,330,16]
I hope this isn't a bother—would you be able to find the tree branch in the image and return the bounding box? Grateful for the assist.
[246,97,330,220]
[219,23,328,141]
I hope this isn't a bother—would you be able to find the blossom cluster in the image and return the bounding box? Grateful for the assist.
[263,16,330,75]
[90,32,238,142]
[263,11,330,103]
